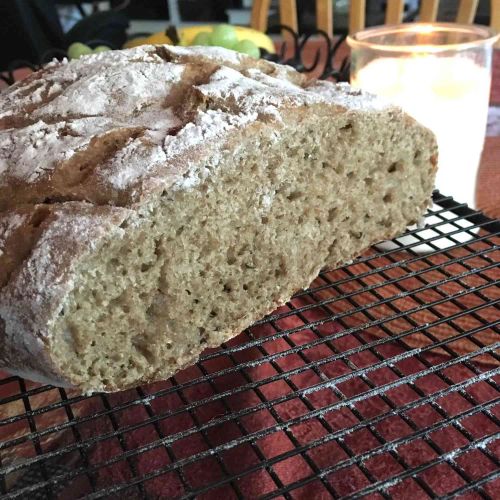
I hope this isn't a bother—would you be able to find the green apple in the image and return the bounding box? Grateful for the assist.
[193,32,212,46]
[67,42,93,59]
[93,45,111,53]
[234,39,260,58]
[211,24,238,49]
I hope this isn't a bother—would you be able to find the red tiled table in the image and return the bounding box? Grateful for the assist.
[477,50,500,219]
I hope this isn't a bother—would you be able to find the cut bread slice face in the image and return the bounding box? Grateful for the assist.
[0,46,437,393]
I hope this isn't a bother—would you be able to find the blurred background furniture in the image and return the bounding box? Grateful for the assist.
[0,0,129,68]
[250,0,500,38]
[0,1,498,67]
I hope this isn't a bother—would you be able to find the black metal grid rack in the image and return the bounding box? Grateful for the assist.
[0,192,498,499]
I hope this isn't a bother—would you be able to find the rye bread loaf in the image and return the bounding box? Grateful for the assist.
[0,45,437,393]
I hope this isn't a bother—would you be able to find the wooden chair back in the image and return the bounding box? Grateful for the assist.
[250,0,500,39]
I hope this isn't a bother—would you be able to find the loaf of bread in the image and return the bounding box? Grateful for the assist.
[0,45,437,393]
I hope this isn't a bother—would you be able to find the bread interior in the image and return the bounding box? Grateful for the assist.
[50,107,435,392]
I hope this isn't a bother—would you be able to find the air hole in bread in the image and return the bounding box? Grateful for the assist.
[274,258,287,278]
[383,192,393,203]
[154,240,162,256]
[388,162,401,173]
[340,123,353,132]
[146,303,156,318]
[141,263,152,272]
[133,339,155,362]
[327,207,338,222]
[327,239,338,254]
[287,191,303,201]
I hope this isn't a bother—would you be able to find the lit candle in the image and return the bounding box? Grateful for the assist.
[348,23,498,208]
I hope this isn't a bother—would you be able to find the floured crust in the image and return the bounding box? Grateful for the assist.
[0,204,130,385]
[0,45,420,390]
[0,45,395,211]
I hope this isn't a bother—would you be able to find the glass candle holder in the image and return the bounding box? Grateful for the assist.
[347,23,499,208]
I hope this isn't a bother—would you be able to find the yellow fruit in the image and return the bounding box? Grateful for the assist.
[123,32,172,49]
[121,25,275,54]
[123,36,149,49]
[146,32,173,45]
[178,25,275,53]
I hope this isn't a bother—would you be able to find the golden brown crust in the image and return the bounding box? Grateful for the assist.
[0,46,312,213]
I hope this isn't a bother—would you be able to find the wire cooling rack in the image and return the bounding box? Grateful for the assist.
[0,191,498,499]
